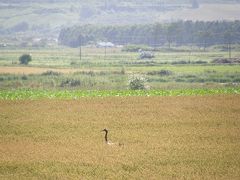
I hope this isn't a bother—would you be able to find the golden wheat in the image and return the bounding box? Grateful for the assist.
[0,95,240,179]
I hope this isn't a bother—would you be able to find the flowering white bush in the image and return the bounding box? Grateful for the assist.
[128,74,148,90]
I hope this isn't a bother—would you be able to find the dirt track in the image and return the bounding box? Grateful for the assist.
[0,66,82,74]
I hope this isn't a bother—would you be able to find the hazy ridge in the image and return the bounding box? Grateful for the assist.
[0,0,240,39]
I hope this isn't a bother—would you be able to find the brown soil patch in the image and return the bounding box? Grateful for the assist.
[0,66,83,74]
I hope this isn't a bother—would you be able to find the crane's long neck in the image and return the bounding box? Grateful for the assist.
[104,131,108,142]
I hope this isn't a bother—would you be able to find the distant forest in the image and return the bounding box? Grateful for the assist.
[58,21,240,48]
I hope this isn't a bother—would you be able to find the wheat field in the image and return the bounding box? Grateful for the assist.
[0,95,240,179]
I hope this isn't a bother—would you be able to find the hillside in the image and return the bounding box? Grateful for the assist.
[0,0,240,40]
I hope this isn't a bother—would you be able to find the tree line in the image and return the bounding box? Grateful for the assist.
[58,20,240,48]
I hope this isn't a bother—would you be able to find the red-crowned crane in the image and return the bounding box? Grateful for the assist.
[101,129,123,146]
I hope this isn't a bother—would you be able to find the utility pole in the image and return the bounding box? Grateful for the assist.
[104,45,107,60]
[79,36,82,61]
[154,24,158,51]
[228,42,232,59]
[224,30,233,59]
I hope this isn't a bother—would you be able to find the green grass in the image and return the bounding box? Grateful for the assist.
[0,88,240,100]
[1,48,240,69]
[1,66,240,90]
[1,47,240,90]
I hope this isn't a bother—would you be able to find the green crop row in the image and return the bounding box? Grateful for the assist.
[0,88,239,100]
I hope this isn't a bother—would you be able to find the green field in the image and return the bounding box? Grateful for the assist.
[0,88,240,100]
[0,47,240,90]
[1,47,240,67]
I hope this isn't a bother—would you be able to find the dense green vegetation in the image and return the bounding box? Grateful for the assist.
[0,88,239,100]
[19,54,32,65]
[59,21,240,47]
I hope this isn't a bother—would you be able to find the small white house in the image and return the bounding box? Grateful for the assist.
[97,42,115,48]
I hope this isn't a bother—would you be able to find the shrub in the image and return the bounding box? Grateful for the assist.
[211,58,231,64]
[175,78,185,82]
[19,54,32,65]
[180,74,197,78]
[187,78,205,83]
[204,70,217,74]
[212,58,240,64]
[121,66,126,75]
[70,61,77,66]
[194,60,208,64]
[148,78,168,82]
[21,75,28,80]
[41,70,62,76]
[128,74,147,90]
[147,70,173,76]
[60,79,81,87]
[233,78,240,83]
[73,71,95,76]
[171,60,189,65]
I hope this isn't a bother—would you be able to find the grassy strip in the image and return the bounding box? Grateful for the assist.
[0,88,240,100]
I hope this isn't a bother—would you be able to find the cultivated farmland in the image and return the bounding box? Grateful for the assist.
[0,47,240,90]
[0,95,240,179]
[1,1,240,179]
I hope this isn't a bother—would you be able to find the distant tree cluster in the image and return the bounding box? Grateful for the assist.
[58,21,240,48]
[19,54,32,65]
